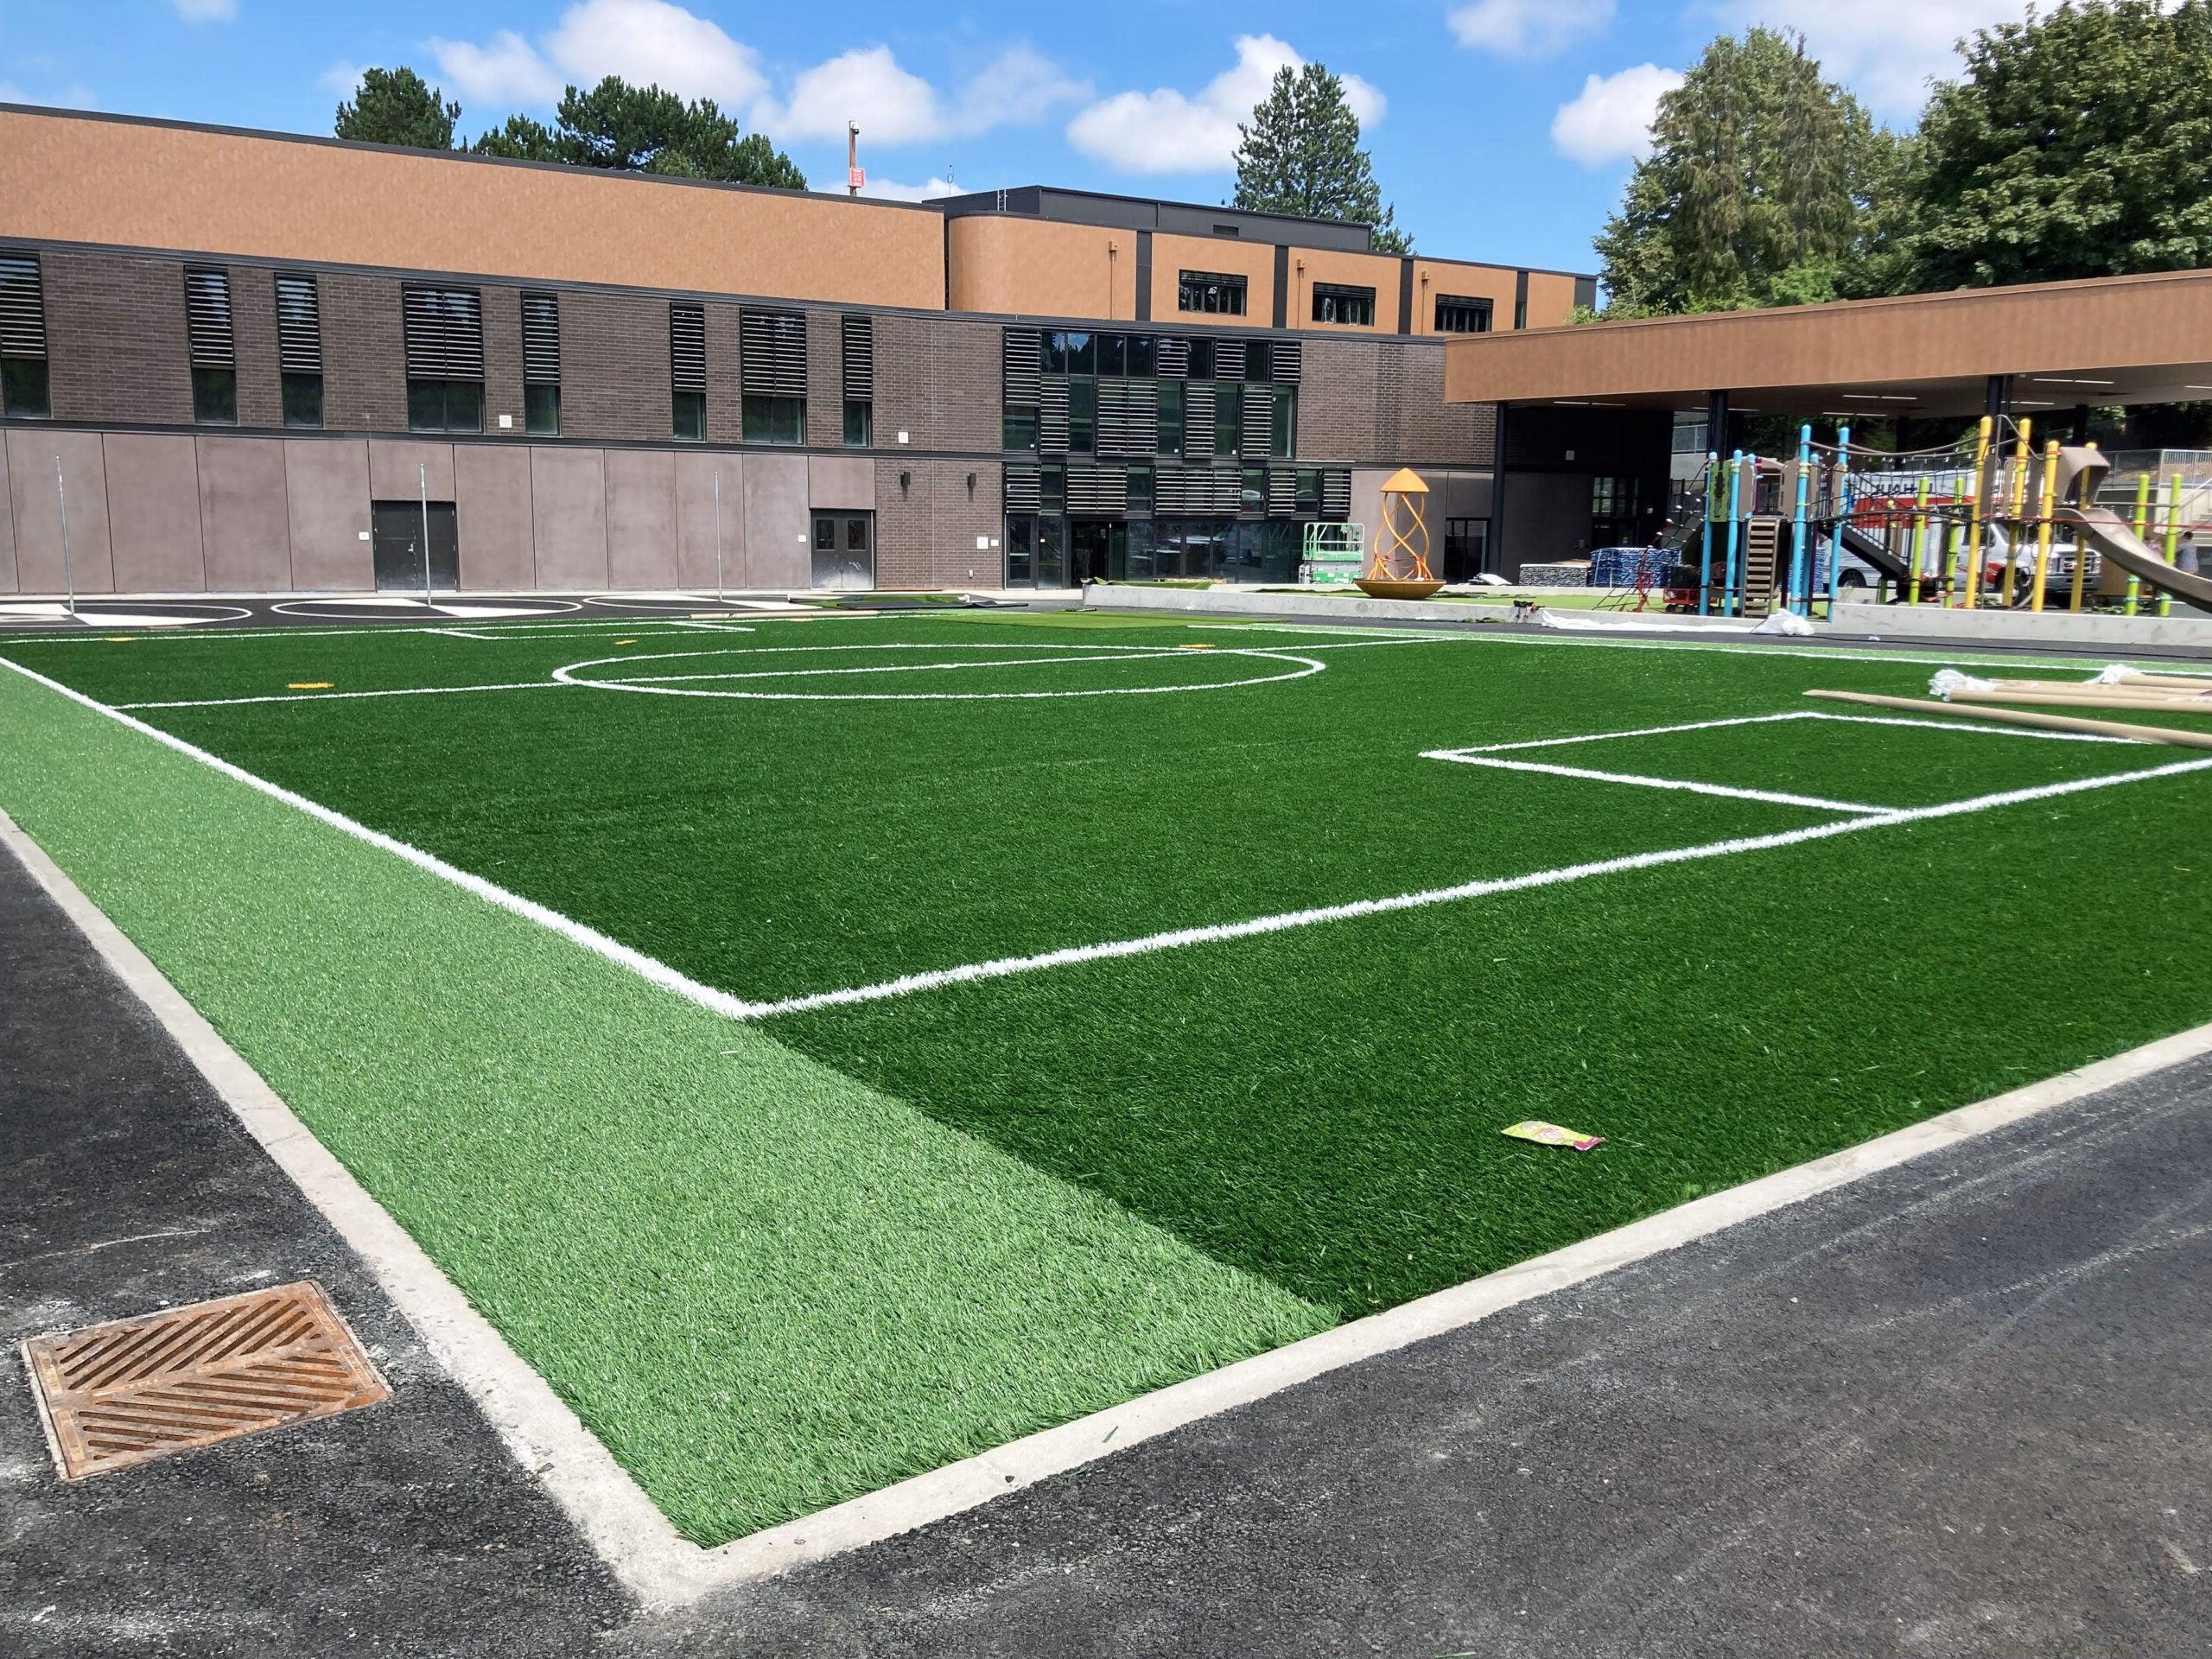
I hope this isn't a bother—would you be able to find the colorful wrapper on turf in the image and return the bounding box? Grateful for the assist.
[1501,1120,1605,1152]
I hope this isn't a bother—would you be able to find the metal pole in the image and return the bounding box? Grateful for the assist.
[1962,416,1993,608]
[2030,439,2058,613]
[1698,451,1717,616]
[1789,425,1813,617]
[2065,442,2094,613]
[712,466,726,602]
[1829,424,1852,619]
[419,462,434,605]
[54,455,75,617]
[2160,473,2183,620]
[2125,471,2152,616]
[1909,476,1929,607]
[1723,450,1744,618]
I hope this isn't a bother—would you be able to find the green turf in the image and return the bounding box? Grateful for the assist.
[6,611,2212,1535]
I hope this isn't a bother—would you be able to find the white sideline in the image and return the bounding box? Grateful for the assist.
[118,680,568,710]
[1426,753,1886,815]
[11,653,2212,1607]
[10,798,2212,1608]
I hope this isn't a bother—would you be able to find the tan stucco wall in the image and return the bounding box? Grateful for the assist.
[0,110,945,310]
[1285,247,1402,333]
[944,217,1138,321]
[1150,233,1276,330]
[1411,261,1512,335]
[1524,271,1579,328]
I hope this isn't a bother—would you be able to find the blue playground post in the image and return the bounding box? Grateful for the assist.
[1789,425,1814,616]
[1699,451,1717,615]
[1829,424,1852,619]
[1723,450,1744,617]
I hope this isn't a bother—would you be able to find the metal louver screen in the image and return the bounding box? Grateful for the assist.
[0,252,48,358]
[1242,385,1272,455]
[521,293,560,385]
[670,303,707,393]
[1183,383,1216,453]
[1268,467,1297,516]
[1097,379,1157,456]
[1273,340,1302,383]
[1065,466,1127,515]
[1213,339,1247,382]
[1321,469,1351,518]
[1004,467,1041,512]
[183,269,235,369]
[740,309,807,397]
[1155,336,1189,378]
[273,275,321,374]
[1039,379,1070,454]
[841,315,874,399]
[403,286,485,378]
[1002,328,1041,403]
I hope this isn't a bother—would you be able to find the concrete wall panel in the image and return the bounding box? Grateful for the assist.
[196,435,291,591]
[605,448,678,588]
[285,439,372,590]
[674,452,741,591]
[453,443,535,590]
[368,438,457,503]
[104,433,205,592]
[0,436,15,594]
[808,454,874,512]
[741,452,808,588]
[530,448,608,590]
[8,431,116,594]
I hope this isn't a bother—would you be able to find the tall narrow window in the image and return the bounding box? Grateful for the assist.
[1433,295,1491,334]
[184,268,237,424]
[0,251,50,418]
[1311,283,1374,327]
[1002,327,1040,453]
[273,273,323,428]
[1271,385,1297,458]
[1177,270,1247,315]
[670,302,706,442]
[841,314,873,448]
[402,285,484,433]
[521,291,561,435]
[740,308,806,443]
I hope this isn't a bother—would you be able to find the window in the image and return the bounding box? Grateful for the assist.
[1128,334,1156,378]
[1433,294,1492,334]
[1177,270,1248,315]
[1187,337,1215,379]
[841,315,873,448]
[273,273,323,428]
[1003,406,1039,452]
[1295,468,1322,514]
[1312,283,1374,327]
[1245,340,1272,382]
[1271,385,1297,459]
[1215,382,1242,458]
[1128,463,1153,517]
[1157,379,1183,457]
[184,268,236,424]
[1041,331,1067,373]
[1065,331,1096,375]
[670,302,706,441]
[0,251,51,418]
[402,285,485,433]
[1672,416,1709,455]
[522,291,561,435]
[1514,295,1529,330]
[740,309,807,443]
[1069,378,1096,455]
[1097,333,1127,377]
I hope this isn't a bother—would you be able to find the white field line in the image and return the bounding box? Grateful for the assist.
[1427,753,1886,815]
[0,611,875,646]
[1436,709,2139,758]
[735,754,2212,1020]
[607,649,1259,686]
[117,680,568,710]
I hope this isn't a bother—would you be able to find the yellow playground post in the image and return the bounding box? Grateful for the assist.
[2001,417,2032,607]
[2160,474,2183,620]
[2066,442,2097,613]
[2030,440,2058,613]
[1909,477,1929,606]
[1962,416,1993,607]
[2125,472,2152,616]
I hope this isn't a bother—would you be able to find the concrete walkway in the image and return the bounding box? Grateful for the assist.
[5,836,2209,1656]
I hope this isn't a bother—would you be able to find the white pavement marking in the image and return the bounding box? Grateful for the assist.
[1426,753,1887,815]
[8,794,2211,1605]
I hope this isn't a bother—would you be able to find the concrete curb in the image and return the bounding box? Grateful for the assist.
[1834,598,2212,650]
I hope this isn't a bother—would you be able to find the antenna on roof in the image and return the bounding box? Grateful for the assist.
[847,123,863,196]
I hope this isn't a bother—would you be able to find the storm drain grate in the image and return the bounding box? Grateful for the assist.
[22,1280,389,1478]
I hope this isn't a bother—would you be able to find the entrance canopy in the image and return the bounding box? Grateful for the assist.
[1443,268,2212,418]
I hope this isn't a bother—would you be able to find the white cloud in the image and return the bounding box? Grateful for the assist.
[1700,0,2021,119]
[859,175,963,201]
[760,43,1086,143]
[1448,0,1615,58]
[541,0,767,108]
[1067,35,1385,175]
[1550,62,1681,168]
[0,78,98,109]
[428,29,563,107]
[173,0,238,21]
[318,60,366,99]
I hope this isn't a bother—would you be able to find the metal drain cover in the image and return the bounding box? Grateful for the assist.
[22,1280,389,1478]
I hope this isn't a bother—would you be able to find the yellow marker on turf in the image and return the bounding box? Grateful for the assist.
[616,638,638,645]
[288,681,333,690]
[106,636,136,643]
[1179,643,1215,650]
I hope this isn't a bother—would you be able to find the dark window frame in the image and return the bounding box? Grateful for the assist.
[0,250,49,419]
[1311,283,1375,327]
[1433,294,1493,334]
[1177,270,1249,316]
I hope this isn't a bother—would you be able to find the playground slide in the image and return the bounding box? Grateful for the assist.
[1834,522,1911,587]
[2067,505,2212,613]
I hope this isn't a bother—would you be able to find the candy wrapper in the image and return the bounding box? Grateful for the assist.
[1500,1120,1605,1152]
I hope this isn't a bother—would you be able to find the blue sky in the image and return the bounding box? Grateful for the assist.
[0,0,2023,273]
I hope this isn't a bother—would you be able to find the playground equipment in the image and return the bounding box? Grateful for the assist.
[1357,467,1443,600]
[1690,425,2212,620]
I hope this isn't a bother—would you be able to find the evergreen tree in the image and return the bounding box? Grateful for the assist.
[1233,64,1410,253]
[334,67,459,150]
[1593,29,1895,315]
[472,78,806,189]
[1904,0,2212,289]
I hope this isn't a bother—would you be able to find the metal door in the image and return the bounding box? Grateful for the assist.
[370,500,459,592]
[810,512,875,591]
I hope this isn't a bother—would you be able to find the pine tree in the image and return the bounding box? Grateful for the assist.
[1233,65,1410,254]
[334,67,460,151]
[1593,29,1894,315]
[470,78,805,189]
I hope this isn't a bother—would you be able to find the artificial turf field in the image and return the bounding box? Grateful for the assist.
[6,607,2212,1545]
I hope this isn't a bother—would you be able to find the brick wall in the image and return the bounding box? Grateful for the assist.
[874,457,1001,586]
[563,289,670,442]
[703,301,744,445]
[228,264,283,429]
[1296,335,1490,466]
[804,310,843,448]
[874,315,1001,454]
[481,284,524,438]
[44,251,192,425]
[322,271,405,430]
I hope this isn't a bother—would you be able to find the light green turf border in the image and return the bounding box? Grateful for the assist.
[0,659,1329,1545]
